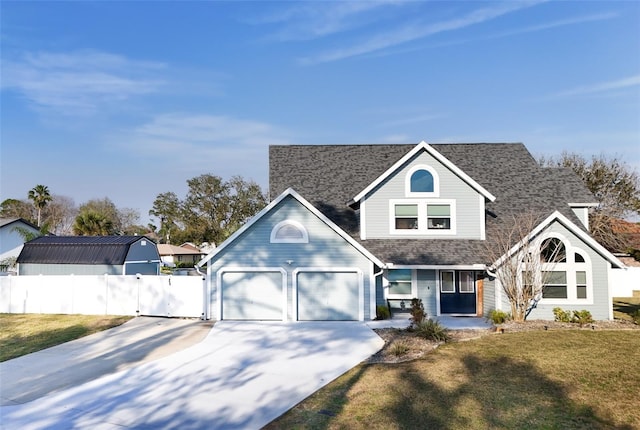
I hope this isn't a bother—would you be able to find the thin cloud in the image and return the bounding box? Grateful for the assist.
[252,1,404,42]
[488,11,618,38]
[119,113,292,183]
[540,75,640,100]
[299,1,541,65]
[1,50,165,116]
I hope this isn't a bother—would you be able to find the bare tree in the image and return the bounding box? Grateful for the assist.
[485,212,564,322]
[43,195,77,235]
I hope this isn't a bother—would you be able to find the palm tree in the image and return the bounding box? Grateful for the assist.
[28,185,53,227]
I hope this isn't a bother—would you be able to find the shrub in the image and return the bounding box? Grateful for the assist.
[414,319,450,342]
[488,309,510,324]
[571,310,594,326]
[376,305,391,320]
[632,310,640,325]
[390,341,410,357]
[553,307,572,323]
[409,298,426,326]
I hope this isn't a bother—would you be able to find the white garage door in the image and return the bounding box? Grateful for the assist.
[297,271,360,321]
[220,271,284,320]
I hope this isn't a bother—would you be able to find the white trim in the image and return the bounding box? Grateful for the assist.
[360,200,367,240]
[352,141,496,203]
[389,199,457,235]
[568,202,599,208]
[216,267,287,321]
[292,267,364,321]
[384,268,417,299]
[387,264,486,270]
[198,188,384,269]
[491,210,624,270]
[479,195,486,240]
[536,231,594,305]
[369,261,377,321]
[405,164,440,197]
[270,220,309,243]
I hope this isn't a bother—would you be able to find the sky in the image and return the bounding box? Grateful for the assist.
[1,0,639,227]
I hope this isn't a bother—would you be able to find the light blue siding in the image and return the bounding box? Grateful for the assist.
[482,277,496,318]
[362,150,484,239]
[207,195,375,320]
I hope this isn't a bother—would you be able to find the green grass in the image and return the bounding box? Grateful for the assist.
[0,313,133,362]
[266,331,640,430]
[613,296,640,323]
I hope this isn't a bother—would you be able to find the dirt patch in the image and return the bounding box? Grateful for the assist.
[368,319,639,364]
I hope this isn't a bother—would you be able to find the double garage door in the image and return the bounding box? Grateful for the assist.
[219,269,360,321]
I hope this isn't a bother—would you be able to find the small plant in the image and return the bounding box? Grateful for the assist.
[488,309,510,324]
[553,307,572,323]
[414,319,450,342]
[631,309,640,325]
[390,341,410,357]
[409,298,426,327]
[571,310,594,327]
[376,305,391,320]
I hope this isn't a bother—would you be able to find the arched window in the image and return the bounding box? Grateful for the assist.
[540,237,566,263]
[410,169,434,193]
[405,165,439,196]
[270,220,309,243]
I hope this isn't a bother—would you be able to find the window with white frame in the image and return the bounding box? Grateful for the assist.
[440,271,455,293]
[537,235,592,303]
[459,271,475,293]
[391,200,456,234]
[405,165,439,197]
[270,220,309,243]
[387,269,414,298]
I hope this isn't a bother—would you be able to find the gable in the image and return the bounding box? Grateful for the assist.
[199,189,383,268]
[352,141,495,204]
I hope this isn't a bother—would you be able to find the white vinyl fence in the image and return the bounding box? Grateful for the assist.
[610,267,640,298]
[0,275,205,318]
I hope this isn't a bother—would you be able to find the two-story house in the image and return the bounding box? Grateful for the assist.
[198,142,623,321]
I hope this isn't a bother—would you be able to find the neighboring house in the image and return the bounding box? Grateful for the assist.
[158,243,206,267]
[198,142,624,321]
[0,218,40,271]
[17,236,161,275]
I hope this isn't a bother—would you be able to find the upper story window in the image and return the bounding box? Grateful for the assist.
[390,199,456,235]
[406,165,439,197]
[270,220,309,243]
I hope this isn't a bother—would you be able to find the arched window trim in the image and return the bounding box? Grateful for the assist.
[405,165,440,197]
[270,220,309,244]
[536,232,593,304]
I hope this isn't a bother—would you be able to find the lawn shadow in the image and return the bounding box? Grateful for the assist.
[384,352,635,430]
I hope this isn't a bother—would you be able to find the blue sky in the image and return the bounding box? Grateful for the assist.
[1,1,639,226]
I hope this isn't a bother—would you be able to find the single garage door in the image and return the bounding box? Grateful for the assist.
[221,271,284,320]
[297,271,360,321]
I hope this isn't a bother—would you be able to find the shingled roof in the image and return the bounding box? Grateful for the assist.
[269,143,597,265]
[17,236,153,265]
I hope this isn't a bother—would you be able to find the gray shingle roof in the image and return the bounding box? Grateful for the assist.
[270,143,597,265]
[17,236,152,265]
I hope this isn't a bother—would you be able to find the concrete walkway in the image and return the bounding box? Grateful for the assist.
[0,321,384,430]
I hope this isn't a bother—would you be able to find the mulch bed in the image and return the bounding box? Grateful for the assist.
[367,319,639,364]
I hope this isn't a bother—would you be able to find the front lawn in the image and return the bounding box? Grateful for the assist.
[0,313,132,362]
[613,296,640,323]
[266,330,640,429]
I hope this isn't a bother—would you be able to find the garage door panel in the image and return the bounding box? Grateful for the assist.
[222,271,283,320]
[297,271,359,321]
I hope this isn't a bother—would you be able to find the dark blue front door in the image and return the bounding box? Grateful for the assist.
[440,271,477,314]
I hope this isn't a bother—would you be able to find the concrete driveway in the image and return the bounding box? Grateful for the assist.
[0,321,384,430]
